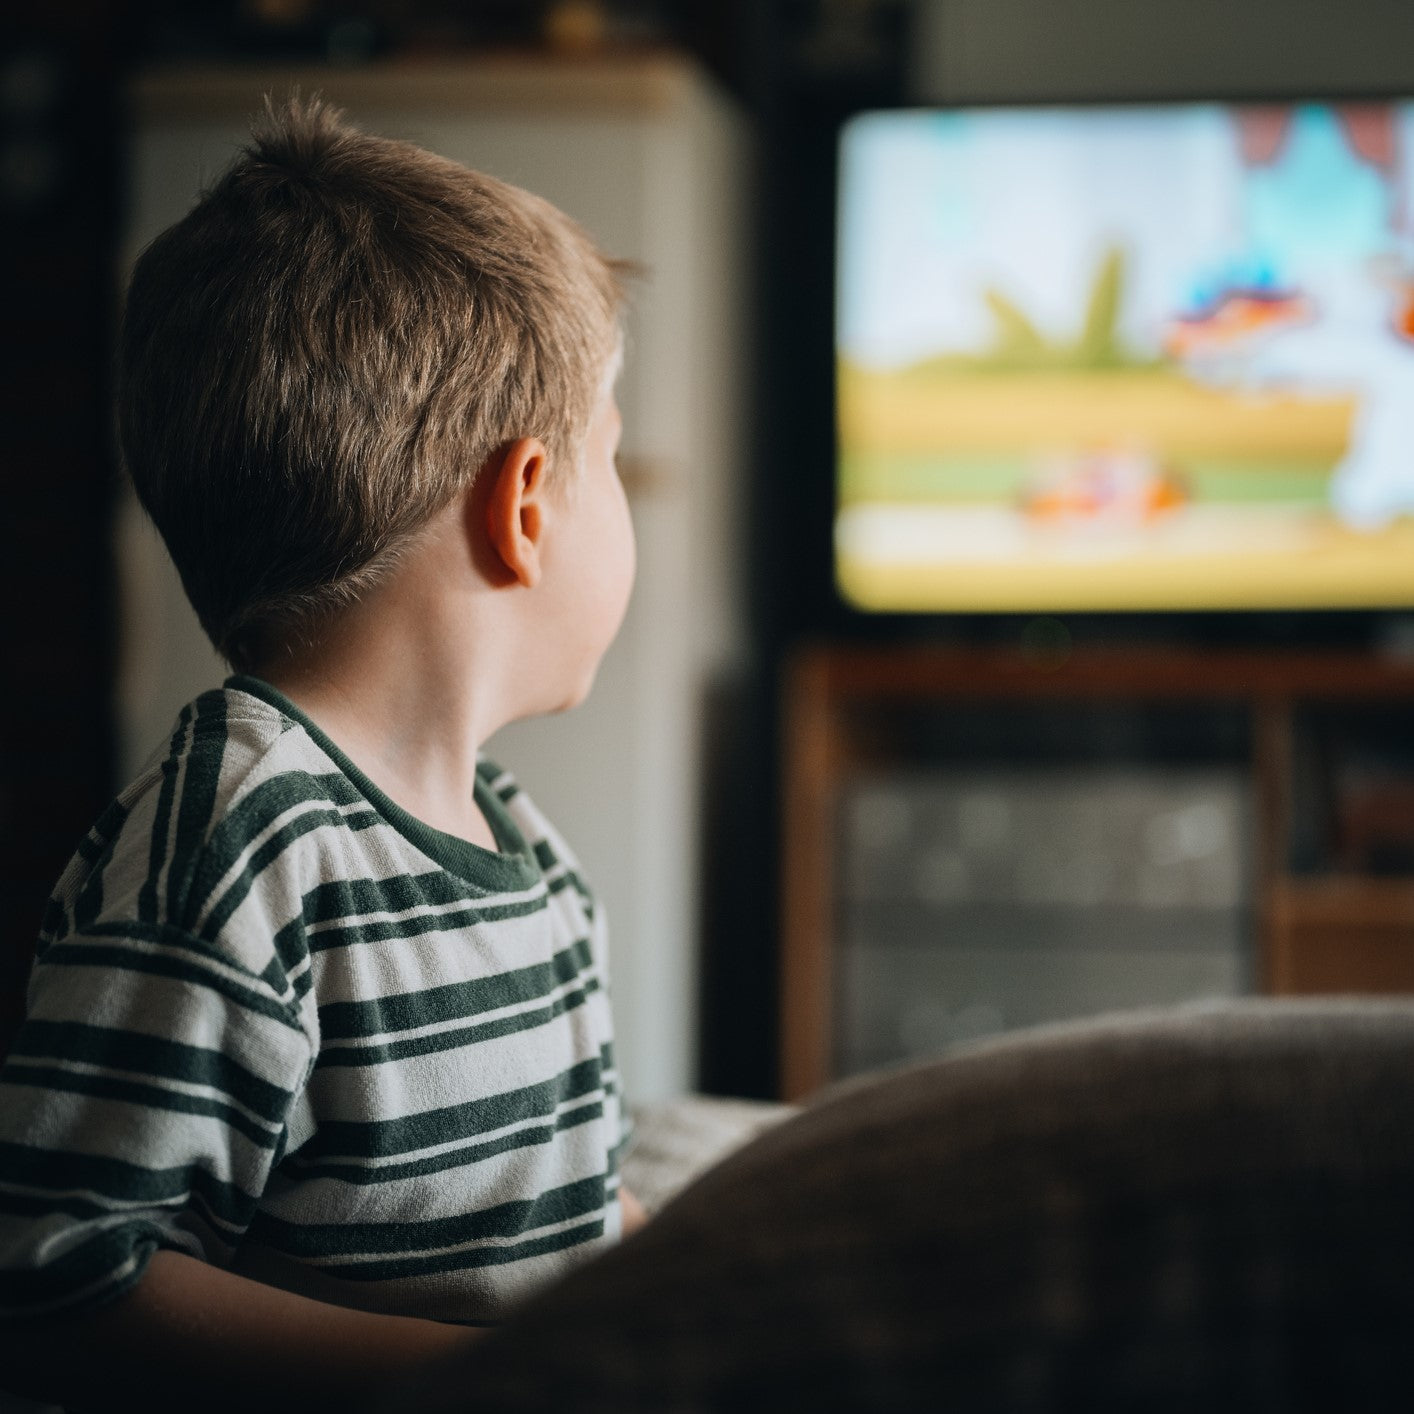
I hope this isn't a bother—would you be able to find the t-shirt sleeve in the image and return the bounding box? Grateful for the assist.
[0,923,312,1320]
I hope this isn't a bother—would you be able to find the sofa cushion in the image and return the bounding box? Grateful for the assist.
[409,999,1414,1411]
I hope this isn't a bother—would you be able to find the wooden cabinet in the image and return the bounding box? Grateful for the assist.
[781,644,1414,1099]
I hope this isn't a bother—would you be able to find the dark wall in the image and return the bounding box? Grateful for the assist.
[0,7,121,1057]
[913,0,1414,104]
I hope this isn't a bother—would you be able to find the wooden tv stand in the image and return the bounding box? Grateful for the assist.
[781,643,1414,1100]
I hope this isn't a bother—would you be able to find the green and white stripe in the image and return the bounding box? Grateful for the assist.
[0,677,624,1324]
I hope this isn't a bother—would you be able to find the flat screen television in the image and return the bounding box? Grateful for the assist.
[835,100,1414,615]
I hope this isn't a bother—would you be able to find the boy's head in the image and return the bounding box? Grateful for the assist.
[119,98,625,672]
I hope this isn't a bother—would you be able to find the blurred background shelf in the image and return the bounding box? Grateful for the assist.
[782,644,1414,1099]
[1268,877,1414,993]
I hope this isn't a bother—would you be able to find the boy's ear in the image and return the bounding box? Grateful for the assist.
[483,437,549,589]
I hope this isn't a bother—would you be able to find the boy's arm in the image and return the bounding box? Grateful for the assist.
[620,1183,649,1236]
[0,1249,477,1414]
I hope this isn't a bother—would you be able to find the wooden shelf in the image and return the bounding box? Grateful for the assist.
[790,643,1414,702]
[1268,877,1414,994]
[1272,875,1414,922]
[781,643,1414,1100]
[131,52,699,123]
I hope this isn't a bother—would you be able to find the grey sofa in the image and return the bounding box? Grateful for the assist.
[406,998,1414,1411]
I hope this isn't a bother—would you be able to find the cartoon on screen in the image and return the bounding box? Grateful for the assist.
[836,102,1414,611]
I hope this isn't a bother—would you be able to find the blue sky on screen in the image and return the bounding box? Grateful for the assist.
[837,104,1414,372]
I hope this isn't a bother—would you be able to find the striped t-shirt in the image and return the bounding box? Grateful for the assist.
[0,676,625,1324]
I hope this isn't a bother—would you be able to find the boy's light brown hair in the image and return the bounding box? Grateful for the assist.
[119,97,625,671]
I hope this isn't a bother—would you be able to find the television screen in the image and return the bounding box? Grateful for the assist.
[836,102,1414,613]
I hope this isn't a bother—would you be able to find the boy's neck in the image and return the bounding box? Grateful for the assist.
[257,515,526,851]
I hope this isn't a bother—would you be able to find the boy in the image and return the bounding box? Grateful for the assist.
[0,98,644,1409]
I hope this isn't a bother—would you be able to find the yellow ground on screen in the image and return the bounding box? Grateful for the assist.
[838,526,1414,613]
[838,368,1355,460]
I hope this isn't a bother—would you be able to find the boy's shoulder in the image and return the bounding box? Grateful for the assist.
[41,680,368,977]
